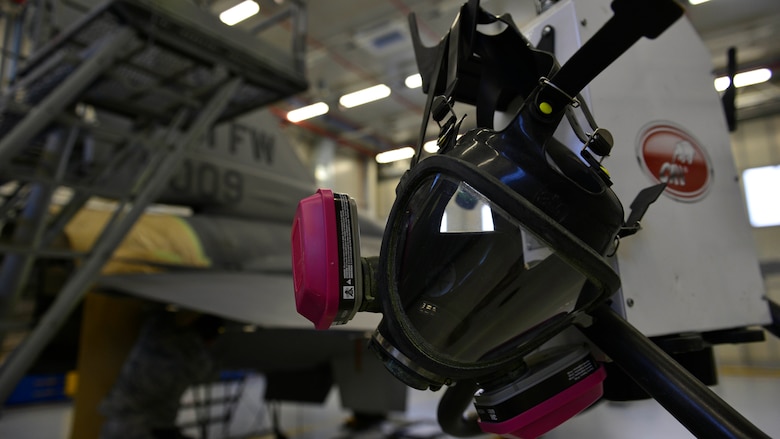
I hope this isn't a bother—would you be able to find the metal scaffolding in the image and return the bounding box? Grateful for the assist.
[0,0,307,403]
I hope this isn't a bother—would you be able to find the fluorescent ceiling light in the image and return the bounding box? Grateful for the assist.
[405,73,422,89]
[339,84,391,108]
[688,0,711,5]
[423,134,462,154]
[376,146,415,164]
[287,102,329,122]
[220,0,259,26]
[743,165,780,227]
[423,139,439,153]
[713,76,730,92]
[714,68,772,92]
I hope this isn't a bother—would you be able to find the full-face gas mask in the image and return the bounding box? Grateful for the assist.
[292,0,682,437]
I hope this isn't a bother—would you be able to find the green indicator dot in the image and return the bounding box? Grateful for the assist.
[539,102,553,114]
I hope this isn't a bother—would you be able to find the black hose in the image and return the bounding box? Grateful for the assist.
[437,380,483,437]
[538,0,683,114]
[578,304,770,439]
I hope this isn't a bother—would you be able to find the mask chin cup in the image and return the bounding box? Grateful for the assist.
[370,328,450,391]
[474,345,606,439]
[291,189,364,329]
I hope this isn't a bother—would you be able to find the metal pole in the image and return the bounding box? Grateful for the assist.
[0,77,242,404]
[250,6,292,35]
[0,128,77,332]
[41,140,140,247]
[577,304,770,439]
[290,1,307,74]
[0,27,136,167]
[0,13,13,89]
[29,0,49,54]
[39,126,166,249]
[8,6,27,87]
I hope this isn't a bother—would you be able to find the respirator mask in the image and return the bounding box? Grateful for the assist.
[291,0,682,437]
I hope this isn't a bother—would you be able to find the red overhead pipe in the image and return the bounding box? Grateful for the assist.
[306,36,424,116]
[275,1,445,152]
[269,107,378,157]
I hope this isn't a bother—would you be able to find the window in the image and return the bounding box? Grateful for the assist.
[743,165,780,227]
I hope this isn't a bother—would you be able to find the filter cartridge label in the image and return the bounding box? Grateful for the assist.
[334,193,356,314]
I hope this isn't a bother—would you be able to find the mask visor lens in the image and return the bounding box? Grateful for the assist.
[392,175,588,363]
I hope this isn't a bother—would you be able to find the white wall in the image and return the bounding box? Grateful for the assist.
[716,114,780,368]
[295,135,382,221]
[731,115,780,269]
[375,159,410,221]
[731,114,780,285]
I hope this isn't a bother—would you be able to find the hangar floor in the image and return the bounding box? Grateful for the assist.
[0,368,779,439]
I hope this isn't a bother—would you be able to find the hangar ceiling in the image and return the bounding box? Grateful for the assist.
[208,0,780,158]
[40,0,780,157]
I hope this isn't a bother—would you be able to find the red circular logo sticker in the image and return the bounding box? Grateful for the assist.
[636,122,713,202]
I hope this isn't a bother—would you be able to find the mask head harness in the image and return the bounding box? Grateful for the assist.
[292,0,682,436]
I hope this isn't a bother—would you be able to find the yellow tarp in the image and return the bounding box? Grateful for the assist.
[64,209,210,275]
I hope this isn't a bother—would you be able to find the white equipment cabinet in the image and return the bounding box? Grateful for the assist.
[513,0,771,336]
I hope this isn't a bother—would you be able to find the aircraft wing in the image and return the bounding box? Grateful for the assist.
[96,271,382,331]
